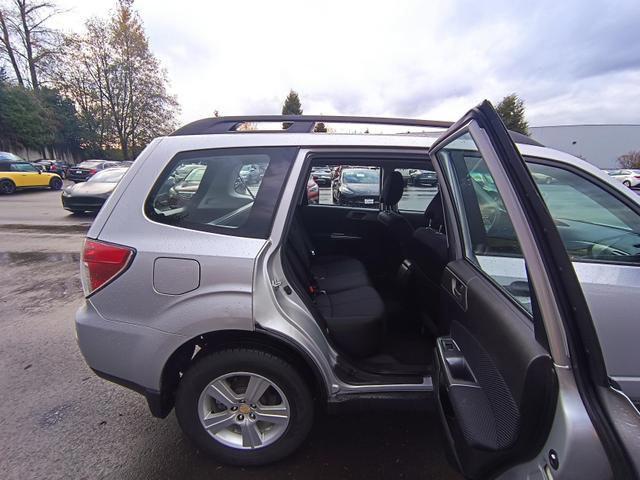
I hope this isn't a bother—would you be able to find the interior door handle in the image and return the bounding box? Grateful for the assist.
[450,276,467,310]
[453,280,466,297]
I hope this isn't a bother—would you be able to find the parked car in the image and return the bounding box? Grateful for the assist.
[332,167,380,207]
[67,160,122,182]
[171,163,204,184]
[34,159,71,179]
[0,151,27,162]
[307,177,319,204]
[168,166,206,205]
[76,108,639,477]
[607,169,640,188]
[0,158,63,194]
[61,167,129,213]
[396,168,415,185]
[408,169,438,187]
[310,167,332,187]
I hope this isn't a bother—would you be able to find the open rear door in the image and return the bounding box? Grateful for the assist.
[428,101,639,479]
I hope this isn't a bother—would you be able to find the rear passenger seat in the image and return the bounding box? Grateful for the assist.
[286,217,385,358]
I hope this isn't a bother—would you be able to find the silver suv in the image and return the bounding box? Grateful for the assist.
[76,103,640,477]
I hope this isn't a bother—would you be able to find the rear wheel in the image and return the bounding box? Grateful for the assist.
[623,180,632,187]
[49,176,63,190]
[175,348,314,466]
[0,179,16,195]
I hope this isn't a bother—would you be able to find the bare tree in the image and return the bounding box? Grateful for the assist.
[0,8,24,86]
[0,0,61,89]
[618,151,640,169]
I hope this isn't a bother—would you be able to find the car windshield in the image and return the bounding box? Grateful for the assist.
[88,169,126,183]
[185,167,205,182]
[342,170,379,184]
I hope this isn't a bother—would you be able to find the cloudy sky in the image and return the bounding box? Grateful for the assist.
[53,0,640,127]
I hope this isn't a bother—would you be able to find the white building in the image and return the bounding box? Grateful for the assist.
[529,124,640,169]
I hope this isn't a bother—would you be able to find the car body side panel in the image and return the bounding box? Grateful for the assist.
[75,300,187,390]
[478,255,640,402]
[4,170,56,187]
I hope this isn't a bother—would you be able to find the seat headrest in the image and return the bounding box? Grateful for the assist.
[381,171,404,207]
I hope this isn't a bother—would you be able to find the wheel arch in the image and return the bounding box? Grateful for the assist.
[155,328,327,418]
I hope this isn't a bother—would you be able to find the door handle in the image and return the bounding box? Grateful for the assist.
[450,276,467,310]
[453,279,466,297]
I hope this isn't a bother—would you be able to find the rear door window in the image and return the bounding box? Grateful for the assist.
[146,147,297,239]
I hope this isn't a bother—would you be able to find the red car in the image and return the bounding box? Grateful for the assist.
[307,177,319,204]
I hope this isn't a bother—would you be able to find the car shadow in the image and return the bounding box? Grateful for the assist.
[121,410,461,480]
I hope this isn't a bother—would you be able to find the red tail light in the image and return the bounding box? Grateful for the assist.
[81,239,134,296]
[89,169,97,175]
[634,176,640,179]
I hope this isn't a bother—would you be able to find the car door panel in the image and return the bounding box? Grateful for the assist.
[435,260,556,478]
[429,100,639,478]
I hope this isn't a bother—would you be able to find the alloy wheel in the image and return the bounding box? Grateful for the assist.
[197,372,290,450]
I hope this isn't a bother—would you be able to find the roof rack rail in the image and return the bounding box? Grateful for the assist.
[169,114,544,147]
[170,115,454,136]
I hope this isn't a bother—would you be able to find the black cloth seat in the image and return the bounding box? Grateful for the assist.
[315,286,385,358]
[411,191,448,281]
[286,216,385,357]
[378,171,414,255]
[410,192,449,333]
[289,217,369,293]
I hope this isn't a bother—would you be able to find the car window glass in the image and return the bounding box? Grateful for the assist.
[310,164,381,209]
[10,162,38,172]
[146,147,297,238]
[394,168,439,211]
[437,132,531,313]
[527,160,640,265]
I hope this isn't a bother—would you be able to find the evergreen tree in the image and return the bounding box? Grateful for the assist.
[281,90,303,115]
[496,93,529,135]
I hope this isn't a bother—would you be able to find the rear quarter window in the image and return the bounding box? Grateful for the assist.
[145,147,298,239]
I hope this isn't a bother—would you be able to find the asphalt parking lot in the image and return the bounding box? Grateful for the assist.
[0,185,460,479]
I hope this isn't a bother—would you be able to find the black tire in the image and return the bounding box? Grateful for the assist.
[49,176,63,190]
[0,179,16,195]
[175,348,314,466]
[623,180,632,187]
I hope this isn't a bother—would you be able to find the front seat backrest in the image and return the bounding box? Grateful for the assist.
[378,171,414,251]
